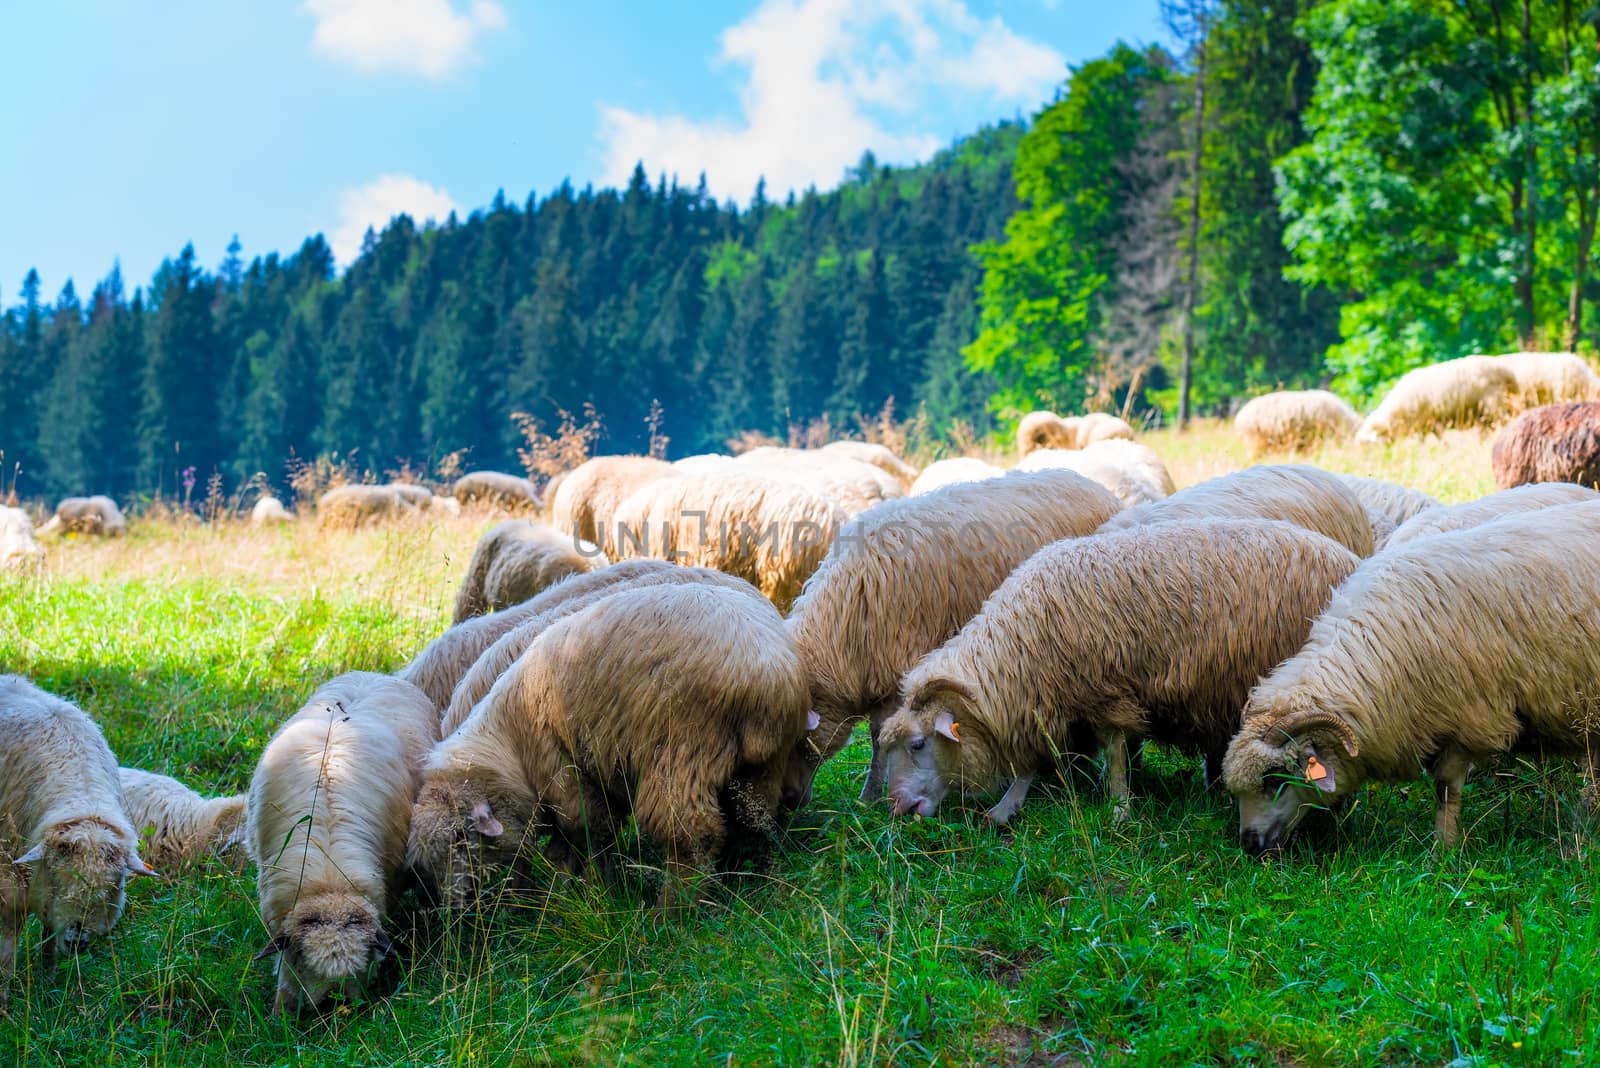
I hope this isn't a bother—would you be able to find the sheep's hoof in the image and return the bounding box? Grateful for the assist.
[983,804,1016,827]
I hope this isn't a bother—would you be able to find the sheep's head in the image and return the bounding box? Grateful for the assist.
[258,892,392,1015]
[881,679,983,819]
[407,776,507,912]
[14,817,156,963]
[777,709,825,810]
[1223,706,1362,856]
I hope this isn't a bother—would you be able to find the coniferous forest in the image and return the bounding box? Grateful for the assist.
[4,0,1599,502]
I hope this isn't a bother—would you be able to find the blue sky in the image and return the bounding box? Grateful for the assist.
[2,1,1167,304]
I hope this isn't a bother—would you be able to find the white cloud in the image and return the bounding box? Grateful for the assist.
[330,174,461,265]
[303,0,507,80]
[597,0,1065,203]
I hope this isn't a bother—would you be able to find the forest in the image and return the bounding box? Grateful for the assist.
[2,0,1597,501]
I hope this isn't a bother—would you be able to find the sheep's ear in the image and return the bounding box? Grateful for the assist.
[253,933,288,961]
[805,709,821,732]
[12,843,44,866]
[934,709,961,744]
[470,802,504,838]
[1304,747,1338,793]
[126,852,159,877]
[909,676,977,713]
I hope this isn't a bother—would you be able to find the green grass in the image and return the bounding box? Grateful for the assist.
[2,428,1596,1065]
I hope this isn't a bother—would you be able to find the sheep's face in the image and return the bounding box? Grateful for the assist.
[1226,738,1350,856]
[265,894,391,1015]
[881,700,967,818]
[408,778,506,912]
[778,709,826,810]
[15,819,154,961]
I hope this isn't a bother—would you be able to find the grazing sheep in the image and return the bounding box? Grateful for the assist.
[1016,440,1174,507]
[429,494,461,516]
[453,471,541,513]
[246,672,437,1015]
[782,469,1122,806]
[817,441,919,491]
[735,448,903,515]
[1491,401,1600,490]
[410,583,810,910]
[388,483,432,508]
[0,506,44,569]
[609,470,842,609]
[118,767,245,870]
[1100,463,1374,557]
[1332,474,1441,550]
[1385,482,1597,548]
[881,520,1360,824]
[1016,411,1134,455]
[441,566,766,736]
[1356,356,1517,443]
[673,454,737,475]
[38,495,127,537]
[1234,390,1361,454]
[399,559,678,711]
[1491,352,1600,411]
[251,496,292,525]
[0,676,154,1000]
[909,458,1005,496]
[548,456,675,545]
[316,485,417,530]
[1223,500,1600,853]
[452,520,596,623]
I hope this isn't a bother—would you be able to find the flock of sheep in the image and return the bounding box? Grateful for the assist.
[7,350,1600,1019]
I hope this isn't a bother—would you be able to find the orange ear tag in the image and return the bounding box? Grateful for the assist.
[949,721,961,741]
[1305,756,1328,782]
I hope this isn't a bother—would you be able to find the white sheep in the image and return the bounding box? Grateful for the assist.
[817,441,919,491]
[1384,482,1598,548]
[1016,411,1135,455]
[452,471,541,513]
[908,458,1005,496]
[1233,390,1361,454]
[1224,500,1600,852]
[452,520,597,623]
[0,676,154,1000]
[1332,474,1441,550]
[1490,351,1600,411]
[548,456,676,545]
[246,672,438,1015]
[0,506,44,570]
[1356,356,1517,442]
[251,497,292,525]
[118,767,246,870]
[1015,440,1174,507]
[38,495,127,537]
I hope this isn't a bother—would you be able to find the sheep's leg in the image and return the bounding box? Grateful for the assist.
[1104,732,1132,824]
[984,774,1035,826]
[1203,748,1225,792]
[1431,746,1473,847]
[859,710,890,802]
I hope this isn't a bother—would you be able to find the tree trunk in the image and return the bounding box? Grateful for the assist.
[1569,195,1595,350]
[1179,27,1207,429]
[1520,0,1539,347]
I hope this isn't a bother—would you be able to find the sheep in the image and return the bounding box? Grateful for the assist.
[117,767,245,871]
[316,485,417,529]
[609,470,842,609]
[1016,441,1174,507]
[673,454,737,475]
[817,441,919,491]
[251,496,292,525]
[1491,401,1600,490]
[1016,411,1135,455]
[388,483,432,508]
[246,672,437,1015]
[1332,474,1441,550]
[734,448,902,515]
[399,559,678,711]
[452,520,597,623]
[1384,482,1598,548]
[1223,500,1600,853]
[0,506,44,569]
[782,468,1122,807]
[1356,356,1518,443]
[1099,463,1374,557]
[37,495,127,537]
[880,520,1361,825]
[409,583,810,911]
[1490,351,1600,411]
[429,494,461,516]
[1233,390,1361,455]
[441,565,767,736]
[0,675,155,1001]
[909,458,1005,496]
[452,471,541,513]
[548,456,675,545]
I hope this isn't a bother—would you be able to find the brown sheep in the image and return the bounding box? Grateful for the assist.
[1490,401,1600,490]
[452,520,598,623]
[1224,500,1600,853]
[410,583,810,910]
[1100,464,1375,557]
[880,520,1359,825]
[782,468,1122,807]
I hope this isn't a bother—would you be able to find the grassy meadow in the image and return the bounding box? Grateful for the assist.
[6,421,1598,1067]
